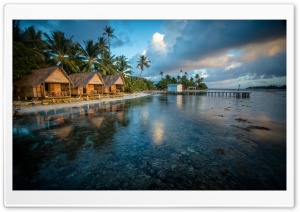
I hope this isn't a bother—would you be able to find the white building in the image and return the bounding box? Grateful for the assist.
[167,84,183,92]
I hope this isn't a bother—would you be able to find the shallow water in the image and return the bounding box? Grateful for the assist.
[13,90,286,190]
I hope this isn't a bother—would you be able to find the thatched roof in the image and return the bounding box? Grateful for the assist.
[69,72,105,88]
[103,74,125,87]
[15,66,73,87]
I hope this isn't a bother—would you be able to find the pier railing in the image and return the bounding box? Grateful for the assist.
[164,90,251,98]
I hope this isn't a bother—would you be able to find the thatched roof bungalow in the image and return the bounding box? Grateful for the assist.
[103,74,125,93]
[69,72,105,96]
[14,66,73,98]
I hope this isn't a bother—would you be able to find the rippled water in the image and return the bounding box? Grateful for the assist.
[13,90,286,190]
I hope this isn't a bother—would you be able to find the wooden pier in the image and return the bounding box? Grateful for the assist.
[165,91,251,98]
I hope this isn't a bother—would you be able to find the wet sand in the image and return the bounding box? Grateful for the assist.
[14,92,150,114]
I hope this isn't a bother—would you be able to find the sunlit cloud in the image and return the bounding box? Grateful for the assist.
[141,49,147,55]
[150,32,167,54]
[224,62,242,71]
[237,38,286,62]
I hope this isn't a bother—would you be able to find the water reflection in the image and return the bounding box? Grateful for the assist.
[152,121,165,145]
[53,125,73,139]
[176,95,182,109]
[13,93,286,190]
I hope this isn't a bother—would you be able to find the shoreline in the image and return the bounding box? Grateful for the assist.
[14,92,151,115]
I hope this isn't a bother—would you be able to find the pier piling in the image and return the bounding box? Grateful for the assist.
[164,91,251,98]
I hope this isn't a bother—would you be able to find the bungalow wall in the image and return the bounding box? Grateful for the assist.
[167,84,182,92]
[16,85,43,98]
[71,84,104,95]
[86,84,95,94]
[105,85,124,93]
[105,85,117,93]
[94,84,104,93]
[47,83,61,94]
[71,87,83,95]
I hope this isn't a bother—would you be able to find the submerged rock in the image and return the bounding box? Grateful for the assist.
[235,118,252,124]
[187,147,196,153]
[156,170,166,180]
[247,125,270,131]
[212,148,225,154]
[180,150,187,156]
[149,169,156,175]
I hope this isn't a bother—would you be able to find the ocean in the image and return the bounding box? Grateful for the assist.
[13,89,286,190]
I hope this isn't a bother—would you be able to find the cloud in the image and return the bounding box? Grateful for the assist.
[162,20,188,52]
[141,50,147,55]
[150,32,167,54]
[138,20,286,86]
[111,32,133,48]
[204,52,286,83]
[236,38,286,62]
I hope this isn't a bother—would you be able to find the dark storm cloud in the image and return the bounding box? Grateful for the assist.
[204,52,286,82]
[141,20,286,80]
[171,20,286,61]
[111,32,133,48]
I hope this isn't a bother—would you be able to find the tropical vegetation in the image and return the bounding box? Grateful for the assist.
[155,71,208,90]
[13,21,155,92]
[246,85,286,89]
[13,21,207,93]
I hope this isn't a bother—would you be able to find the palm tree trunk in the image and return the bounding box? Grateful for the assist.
[131,69,143,86]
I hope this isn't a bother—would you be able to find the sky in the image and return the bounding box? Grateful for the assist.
[19,20,286,89]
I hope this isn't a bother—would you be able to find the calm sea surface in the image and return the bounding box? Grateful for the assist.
[13,89,286,190]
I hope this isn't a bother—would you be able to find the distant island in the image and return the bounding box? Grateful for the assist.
[246,85,286,89]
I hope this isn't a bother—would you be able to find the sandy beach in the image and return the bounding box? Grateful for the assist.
[14,92,151,115]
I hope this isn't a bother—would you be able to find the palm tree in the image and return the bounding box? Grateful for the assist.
[20,26,46,65]
[136,55,151,79]
[116,55,133,76]
[43,30,79,74]
[13,20,22,42]
[102,26,116,53]
[22,26,45,50]
[131,55,151,86]
[177,75,181,83]
[98,37,109,57]
[77,40,100,72]
[159,71,164,79]
[195,73,200,85]
[97,51,117,75]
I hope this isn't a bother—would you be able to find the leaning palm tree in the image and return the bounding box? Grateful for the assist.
[77,40,100,72]
[102,26,116,53]
[136,55,151,78]
[43,30,79,74]
[132,54,151,86]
